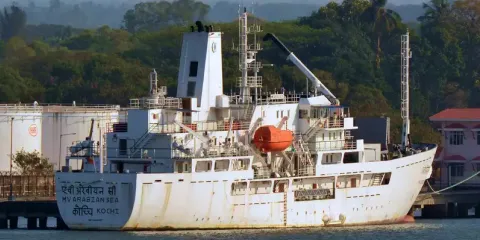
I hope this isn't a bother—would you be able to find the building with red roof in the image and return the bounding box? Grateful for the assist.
[429,108,480,187]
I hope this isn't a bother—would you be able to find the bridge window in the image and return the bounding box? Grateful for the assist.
[231,182,247,196]
[343,152,359,164]
[195,160,212,172]
[214,159,229,172]
[248,180,272,194]
[232,158,249,171]
[337,174,361,189]
[189,61,198,77]
[273,180,289,193]
[187,82,196,97]
[299,110,308,119]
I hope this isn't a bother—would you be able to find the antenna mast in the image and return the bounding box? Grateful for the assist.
[237,5,263,104]
[401,30,411,149]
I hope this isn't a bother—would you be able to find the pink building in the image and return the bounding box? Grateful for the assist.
[429,108,480,188]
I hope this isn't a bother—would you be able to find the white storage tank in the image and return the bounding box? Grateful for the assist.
[0,104,43,173]
[41,105,120,171]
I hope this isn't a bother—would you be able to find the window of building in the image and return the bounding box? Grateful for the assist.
[449,163,464,177]
[187,82,196,96]
[449,131,464,145]
[189,61,198,77]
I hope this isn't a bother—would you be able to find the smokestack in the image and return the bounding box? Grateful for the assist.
[195,21,204,32]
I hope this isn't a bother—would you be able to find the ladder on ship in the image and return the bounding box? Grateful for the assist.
[370,173,385,186]
[303,119,325,142]
[295,138,313,166]
[129,123,159,157]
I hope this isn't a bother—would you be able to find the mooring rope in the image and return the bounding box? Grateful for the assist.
[424,170,480,195]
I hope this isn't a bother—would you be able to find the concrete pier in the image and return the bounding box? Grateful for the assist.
[414,189,480,218]
[0,200,67,230]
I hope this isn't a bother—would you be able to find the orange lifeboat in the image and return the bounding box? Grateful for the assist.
[252,125,293,153]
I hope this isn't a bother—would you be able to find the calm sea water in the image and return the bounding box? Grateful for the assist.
[0,219,479,240]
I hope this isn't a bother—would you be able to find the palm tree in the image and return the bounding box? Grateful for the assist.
[365,0,401,68]
[417,0,450,24]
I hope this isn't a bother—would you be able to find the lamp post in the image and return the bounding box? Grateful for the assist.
[59,133,76,171]
[8,117,14,201]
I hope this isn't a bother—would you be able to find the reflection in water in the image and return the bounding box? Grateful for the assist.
[1,219,480,240]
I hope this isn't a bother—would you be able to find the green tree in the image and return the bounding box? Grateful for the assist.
[364,0,402,68]
[13,149,54,176]
[122,0,210,34]
[0,5,27,41]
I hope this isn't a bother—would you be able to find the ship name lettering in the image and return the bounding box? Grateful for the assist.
[96,208,119,215]
[61,184,104,195]
[62,196,119,203]
[72,204,93,216]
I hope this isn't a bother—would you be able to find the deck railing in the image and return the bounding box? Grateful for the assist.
[308,140,357,151]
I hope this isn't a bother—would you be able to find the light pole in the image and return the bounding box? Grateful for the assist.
[8,117,14,201]
[59,133,76,171]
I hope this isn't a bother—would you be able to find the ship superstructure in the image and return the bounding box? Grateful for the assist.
[55,11,436,230]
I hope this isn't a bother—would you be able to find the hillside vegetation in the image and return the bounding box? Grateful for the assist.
[1,0,477,144]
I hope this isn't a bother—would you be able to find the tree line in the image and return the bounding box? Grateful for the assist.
[1,0,477,146]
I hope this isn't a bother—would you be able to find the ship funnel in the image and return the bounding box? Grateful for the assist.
[195,21,204,32]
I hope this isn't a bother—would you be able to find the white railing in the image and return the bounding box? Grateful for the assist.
[256,93,301,105]
[129,97,182,109]
[0,103,120,112]
[236,76,263,88]
[172,145,251,159]
[107,147,171,159]
[147,120,250,134]
[308,140,357,152]
[308,118,345,129]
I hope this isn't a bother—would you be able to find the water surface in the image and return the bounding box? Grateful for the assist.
[0,219,478,240]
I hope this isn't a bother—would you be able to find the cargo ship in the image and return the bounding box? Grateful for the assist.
[55,9,436,230]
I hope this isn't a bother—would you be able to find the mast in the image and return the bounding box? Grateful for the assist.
[238,6,262,103]
[401,30,411,149]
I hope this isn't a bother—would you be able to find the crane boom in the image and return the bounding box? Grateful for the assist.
[263,33,339,105]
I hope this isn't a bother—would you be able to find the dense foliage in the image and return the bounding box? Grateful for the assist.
[3,0,477,145]
[13,149,54,175]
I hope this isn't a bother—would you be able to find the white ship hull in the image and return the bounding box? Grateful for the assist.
[55,146,435,230]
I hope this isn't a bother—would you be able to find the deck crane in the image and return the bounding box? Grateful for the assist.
[263,33,340,105]
[70,118,95,155]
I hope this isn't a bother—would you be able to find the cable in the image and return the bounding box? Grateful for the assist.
[423,170,480,195]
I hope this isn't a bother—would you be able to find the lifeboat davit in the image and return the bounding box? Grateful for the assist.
[252,125,294,153]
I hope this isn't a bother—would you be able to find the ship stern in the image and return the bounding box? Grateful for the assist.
[55,172,137,230]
